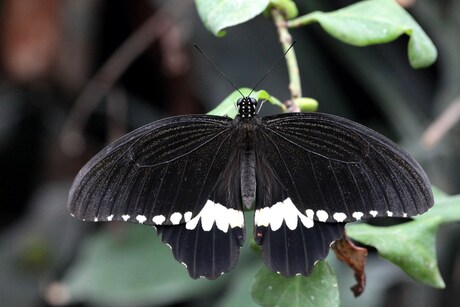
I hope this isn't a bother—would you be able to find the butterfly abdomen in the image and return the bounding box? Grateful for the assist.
[239,118,257,209]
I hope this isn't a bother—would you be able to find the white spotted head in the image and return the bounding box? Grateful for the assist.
[237,97,257,119]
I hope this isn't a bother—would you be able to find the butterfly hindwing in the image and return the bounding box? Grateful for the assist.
[157,176,245,279]
[256,112,433,223]
[253,158,345,276]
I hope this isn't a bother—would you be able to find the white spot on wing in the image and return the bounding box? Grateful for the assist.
[170,212,182,225]
[403,212,407,218]
[122,214,130,221]
[184,211,192,222]
[94,217,98,222]
[254,197,314,231]
[305,209,314,220]
[198,201,215,231]
[369,210,378,217]
[269,201,285,230]
[136,215,147,224]
[333,212,347,222]
[228,209,244,228]
[185,200,244,232]
[152,215,166,225]
[107,214,113,221]
[316,210,328,222]
[352,212,364,221]
[70,213,75,217]
[254,207,270,227]
[387,211,393,217]
[215,204,229,232]
[285,198,306,230]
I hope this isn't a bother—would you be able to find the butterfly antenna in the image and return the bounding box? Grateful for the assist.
[248,41,296,98]
[194,44,245,98]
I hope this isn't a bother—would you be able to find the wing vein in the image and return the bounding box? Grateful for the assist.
[262,125,360,164]
[259,128,305,209]
[328,160,349,216]
[137,127,233,168]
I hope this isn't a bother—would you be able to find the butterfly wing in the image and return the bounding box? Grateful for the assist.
[68,115,245,279]
[252,112,433,276]
[255,112,433,223]
[254,160,345,276]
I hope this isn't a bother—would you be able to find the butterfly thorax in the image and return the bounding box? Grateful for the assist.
[237,97,257,119]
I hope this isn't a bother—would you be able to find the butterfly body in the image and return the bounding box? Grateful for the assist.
[68,96,433,279]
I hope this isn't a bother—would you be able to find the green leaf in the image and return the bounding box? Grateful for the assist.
[62,225,225,306]
[347,190,460,288]
[415,193,460,223]
[288,0,437,68]
[251,261,339,307]
[257,89,286,111]
[430,186,449,201]
[195,0,270,36]
[294,97,319,112]
[347,218,445,288]
[207,89,285,118]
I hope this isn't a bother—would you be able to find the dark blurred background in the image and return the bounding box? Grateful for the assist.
[0,0,459,306]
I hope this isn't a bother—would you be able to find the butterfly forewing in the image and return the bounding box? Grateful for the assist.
[68,115,241,226]
[256,112,433,223]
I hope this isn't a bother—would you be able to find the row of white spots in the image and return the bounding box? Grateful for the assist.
[185,200,245,232]
[255,198,314,231]
[253,198,410,230]
[84,206,408,225]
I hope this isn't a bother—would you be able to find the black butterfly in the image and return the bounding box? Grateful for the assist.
[68,96,433,279]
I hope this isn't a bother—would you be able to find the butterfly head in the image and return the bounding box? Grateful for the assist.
[237,97,257,119]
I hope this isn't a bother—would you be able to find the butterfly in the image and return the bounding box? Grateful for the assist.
[68,96,433,279]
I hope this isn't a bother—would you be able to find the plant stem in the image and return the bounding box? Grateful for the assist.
[271,8,302,104]
[286,13,317,28]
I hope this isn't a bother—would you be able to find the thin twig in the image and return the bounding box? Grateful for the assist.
[106,87,128,143]
[60,0,192,156]
[271,8,302,111]
[422,96,460,148]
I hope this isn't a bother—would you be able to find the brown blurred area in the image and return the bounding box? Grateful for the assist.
[0,0,202,221]
[0,1,204,305]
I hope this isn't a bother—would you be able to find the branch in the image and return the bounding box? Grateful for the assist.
[271,8,302,111]
[421,96,460,148]
[60,0,192,156]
